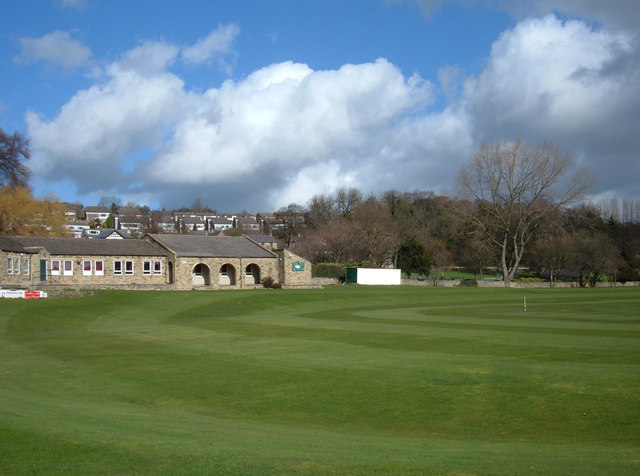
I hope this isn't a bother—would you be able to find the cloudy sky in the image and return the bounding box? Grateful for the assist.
[1,0,638,211]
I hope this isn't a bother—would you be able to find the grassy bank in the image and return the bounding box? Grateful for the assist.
[1,286,639,474]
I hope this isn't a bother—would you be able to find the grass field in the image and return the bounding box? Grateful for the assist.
[1,286,639,475]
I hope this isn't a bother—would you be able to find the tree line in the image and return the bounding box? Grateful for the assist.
[1,128,638,285]
[277,142,639,286]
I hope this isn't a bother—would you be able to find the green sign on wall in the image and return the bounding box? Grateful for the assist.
[292,261,305,272]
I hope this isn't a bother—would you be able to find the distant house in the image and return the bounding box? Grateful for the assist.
[257,212,285,231]
[234,216,260,233]
[66,222,91,238]
[155,215,176,233]
[93,229,133,239]
[181,216,205,232]
[85,206,111,223]
[209,217,234,232]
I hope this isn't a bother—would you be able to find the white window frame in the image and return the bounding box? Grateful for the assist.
[51,260,61,276]
[125,260,134,275]
[83,260,92,276]
[63,260,73,276]
[95,260,104,276]
[114,260,123,276]
[7,257,13,275]
[143,260,152,275]
[13,257,20,275]
[23,258,30,275]
[153,260,162,275]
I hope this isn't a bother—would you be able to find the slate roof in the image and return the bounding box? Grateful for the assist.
[147,234,276,258]
[93,229,133,239]
[85,206,110,213]
[245,234,276,244]
[10,236,166,257]
[0,236,34,253]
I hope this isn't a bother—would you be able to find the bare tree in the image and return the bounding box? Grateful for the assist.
[571,231,620,287]
[306,193,337,229]
[274,203,306,248]
[0,129,31,187]
[335,187,362,217]
[457,140,591,286]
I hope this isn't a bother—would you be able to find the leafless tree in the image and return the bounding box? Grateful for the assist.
[457,140,592,286]
[0,129,31,187]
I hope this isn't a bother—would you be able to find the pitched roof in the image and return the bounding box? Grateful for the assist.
[147,234,276,258]
[117,206,141,214]
[85,206,110,213]
[0,236,34,253]
[11,236,166,257]
[93,229,134,239]
[245,234,276,244]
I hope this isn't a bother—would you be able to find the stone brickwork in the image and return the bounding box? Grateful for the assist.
[2,235,316,291]
[171,256,279,290]
[278,250,313,287]
[1,252,34,287]
[36,252,168,287]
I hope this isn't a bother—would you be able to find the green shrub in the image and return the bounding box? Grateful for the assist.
[313,263,345,279]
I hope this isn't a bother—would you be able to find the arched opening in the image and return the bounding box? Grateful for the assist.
[245,263,261,285]
[219,263,236,285]
[192,263,210,286]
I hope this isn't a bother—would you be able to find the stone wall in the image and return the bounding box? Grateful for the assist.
[0,249,169,288]
[278,250,313,287]
[38,253,168,287]
[1,252,34,287]
[171,256,279,290]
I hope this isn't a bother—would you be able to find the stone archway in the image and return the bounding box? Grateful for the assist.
[219,263,236,285]
[192,263,211,286]
[244,263,261,285]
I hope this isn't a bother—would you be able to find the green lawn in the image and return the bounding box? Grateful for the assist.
[1,286,639,475]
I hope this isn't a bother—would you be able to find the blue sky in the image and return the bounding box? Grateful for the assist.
[1,0,639,211]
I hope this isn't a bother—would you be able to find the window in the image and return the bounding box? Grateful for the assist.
[64,260,73,276]
[7,257,13,275]
[125,261,134,275]
[143,261,151,275]
[153,260,162,275]
[23,258,30,275]
[51,260,61,276]
[14,258,20,275]
[83,260,92,276]
[114,261,122,275]
[95,260,104,276]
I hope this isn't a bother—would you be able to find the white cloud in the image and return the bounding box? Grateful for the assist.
[463,14,640,196]
[27,56,188,189]
[29,53,473,209]
[28,9,639,210]
[182,23,240,71]
[145,59,434,186]
[14,30,91,68]
[117,40,180,75]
